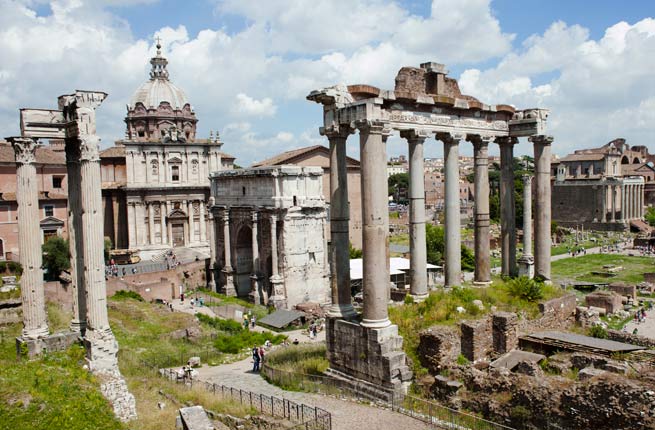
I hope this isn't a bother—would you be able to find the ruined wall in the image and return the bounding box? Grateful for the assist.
[418,326,460,373]
[608,284,637,301]
[585,291,623,314]
[0,299,21,325]
[607,329,655,348]
[492,312,518,354]
[460,319,492,362]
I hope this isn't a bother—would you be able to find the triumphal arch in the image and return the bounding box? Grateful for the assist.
[308,62,552,395]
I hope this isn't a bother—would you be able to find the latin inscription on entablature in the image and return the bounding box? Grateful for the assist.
[386,111,509,134]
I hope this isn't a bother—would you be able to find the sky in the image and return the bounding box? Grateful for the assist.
[0,0,654,164]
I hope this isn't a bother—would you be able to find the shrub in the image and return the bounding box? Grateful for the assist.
[588,324,608,339]
[507,276,544,302]
[196,313,242,333]
[6,261,23,275]
[112,290,144,301]
[403,294,415,305]
[456,354,470,365]
[42,237,70,280]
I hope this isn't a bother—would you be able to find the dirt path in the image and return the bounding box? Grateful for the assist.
[194,357,428,430]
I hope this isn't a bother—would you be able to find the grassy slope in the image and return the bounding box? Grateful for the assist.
[551,254,655,284]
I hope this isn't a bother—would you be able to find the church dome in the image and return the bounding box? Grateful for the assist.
[129,78,189,110]
[127,41,192,111]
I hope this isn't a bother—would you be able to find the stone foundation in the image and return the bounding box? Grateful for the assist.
[325,317,412,395]
[16,331,80,359]
[608,284,637,301]
[83,330,137,422]
[585,291,623,314]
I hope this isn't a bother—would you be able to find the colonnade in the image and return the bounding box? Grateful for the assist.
[621,182,645,221]
[127,199,207,248]
[600,182,645,223]
[323,122,554,327]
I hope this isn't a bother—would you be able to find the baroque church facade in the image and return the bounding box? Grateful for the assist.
[101,42,234,255]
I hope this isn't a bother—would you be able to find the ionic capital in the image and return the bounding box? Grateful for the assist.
[399,128,430,142]
[353,119,392,137]
[8,137,39,165]
[79,136,101,162]
[495,136,518,147]
[436,132,465,145]
[528,134,554,146]
[321,124,354,139]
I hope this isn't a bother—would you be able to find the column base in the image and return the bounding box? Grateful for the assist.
[361,317,391,329]
[409,292,429,302]
[472,280,492,287]
[518,255,535,279]
[21,325,50,341]
[269,275,286,309]
[327,303,358,319]
[16,331,80,359]
[249,274,262,305]
[70,319,87,335]
[220,269,236,296]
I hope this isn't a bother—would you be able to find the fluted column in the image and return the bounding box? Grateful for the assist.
[65,141,86,334]
[127,203,136,248]
[325,126,357,318]
[199,201,206,242]
[10,137,49,339]
[148,203,155,245]
[357,120,392,328]
[207,208,217,290]
[438,132,464,287]
[269,213,285,308]
[530,135,554,282]
[160,201,168,245]
[469,135,491,285]
[401,128,429,299]
[518,175,535,278]
[221,209,236,296]
[249,211,261,304]
[497,136,518,277]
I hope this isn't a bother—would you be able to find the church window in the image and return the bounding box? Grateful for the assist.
[44,205,54,217]
[52,176,63,189]
[172,165,180,182]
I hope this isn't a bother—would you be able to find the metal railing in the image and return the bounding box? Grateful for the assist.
[261,364,514,430]
[152,364,331,430]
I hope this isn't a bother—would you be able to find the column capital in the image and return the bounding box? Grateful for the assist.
[399,128,430,141]
[8,137,39,165]
[528,134,554,146]
[251,210,259,223]
[221,209,230,223]
[321,124,354,139]
[522,174,533,185]
[354,119,392,136]
[466,134,493,147]
[270,213,278,223]
[495,136,518,146]
[436,131,465,145]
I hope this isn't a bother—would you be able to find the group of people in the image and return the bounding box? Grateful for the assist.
[177,361,198,381]
[567,247,587,257]
[165,250,180,270]
[243,313,256,330]
[251,342,270,372]
[104,260,134,279]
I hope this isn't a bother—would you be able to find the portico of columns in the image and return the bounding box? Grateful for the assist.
[10,137,50,339]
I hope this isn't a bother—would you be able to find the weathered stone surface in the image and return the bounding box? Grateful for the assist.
[179,406,215,430]
[460,319,491,362]
[15,331,79,359]
[578,366,607,381]
[188,356,201,367]
[417,325,460,373]
[608,283,637,301]
[492,312,518,355]
[585,291,623,314]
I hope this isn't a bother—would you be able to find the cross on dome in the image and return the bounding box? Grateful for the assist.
[149,37,169,80]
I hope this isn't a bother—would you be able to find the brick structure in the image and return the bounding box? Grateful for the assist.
[460,319,492,362]
[492,312,519,355]
[585,291,624,314]
[608,283,637,302]
[417,326,460,373]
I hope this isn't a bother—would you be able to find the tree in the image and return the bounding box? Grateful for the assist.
[646,207,655,227]
[388,172,409,198]
[425,224,475,271]
[349,243,363,259]
[42,237,70,280]
[104,237,113,262]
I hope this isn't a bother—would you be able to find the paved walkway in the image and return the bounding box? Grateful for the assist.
[624,310,655,340]
[194,356,428,430]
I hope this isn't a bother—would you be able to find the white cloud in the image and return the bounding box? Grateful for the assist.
[234,93,277,117]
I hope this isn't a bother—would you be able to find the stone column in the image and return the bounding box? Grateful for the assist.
[160,201,168,245]
[269,213,285,308]
[325,126,357,318]
[111,195,120,248]
[148,203,155,245]
[127,203,136,248]
[221,209,236,296]
[497,136,518,277]
[65,142,86,334]
[10,137,49,339]
[530,135,554,282]
[640,184,644,219]
[207,209,217,290]
[611,185,617,222]
[401,129,429,299]
[187,200,194,244]
[469,135,491,285]
[249,211,261,304]
[357,120,391,328]
[439,132,464,287]
[518,175,535,278]
[601,186,607,223]
[619,184,624,222]
[199,201,206,242]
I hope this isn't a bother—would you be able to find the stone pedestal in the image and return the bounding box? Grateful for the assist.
[220,210,236,296]
[518,255,535,278]
[325,318,412,398]
[269,276,286,309]
[220,269,236,296]
[16,331,80,359]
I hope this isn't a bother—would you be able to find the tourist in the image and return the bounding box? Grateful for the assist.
[251,315,256,328]
[243,313,250,329]
[258,346,265,364]
[264,339,272,349]
[252,345,261,372]
[633,327,639,335]
[292,338,299,345]
[190,298,195,307]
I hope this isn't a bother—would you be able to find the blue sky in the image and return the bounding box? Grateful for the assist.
[1,0,654,164]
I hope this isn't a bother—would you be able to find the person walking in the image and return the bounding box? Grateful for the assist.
[251,315,256,328]
[252,345,261,372]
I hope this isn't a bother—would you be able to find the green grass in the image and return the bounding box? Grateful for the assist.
[195,314,287,354]
[193,289,269,320]
[265,344,328,375]
[389,233,409,246]
[0,287,21,301]
[551,254,655,284]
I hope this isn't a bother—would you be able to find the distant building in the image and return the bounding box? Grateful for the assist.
[552,138,653,231]
[387,164,408,178]
[100,42,234,255]
[253,145,363,248]
[0,142,68,260]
